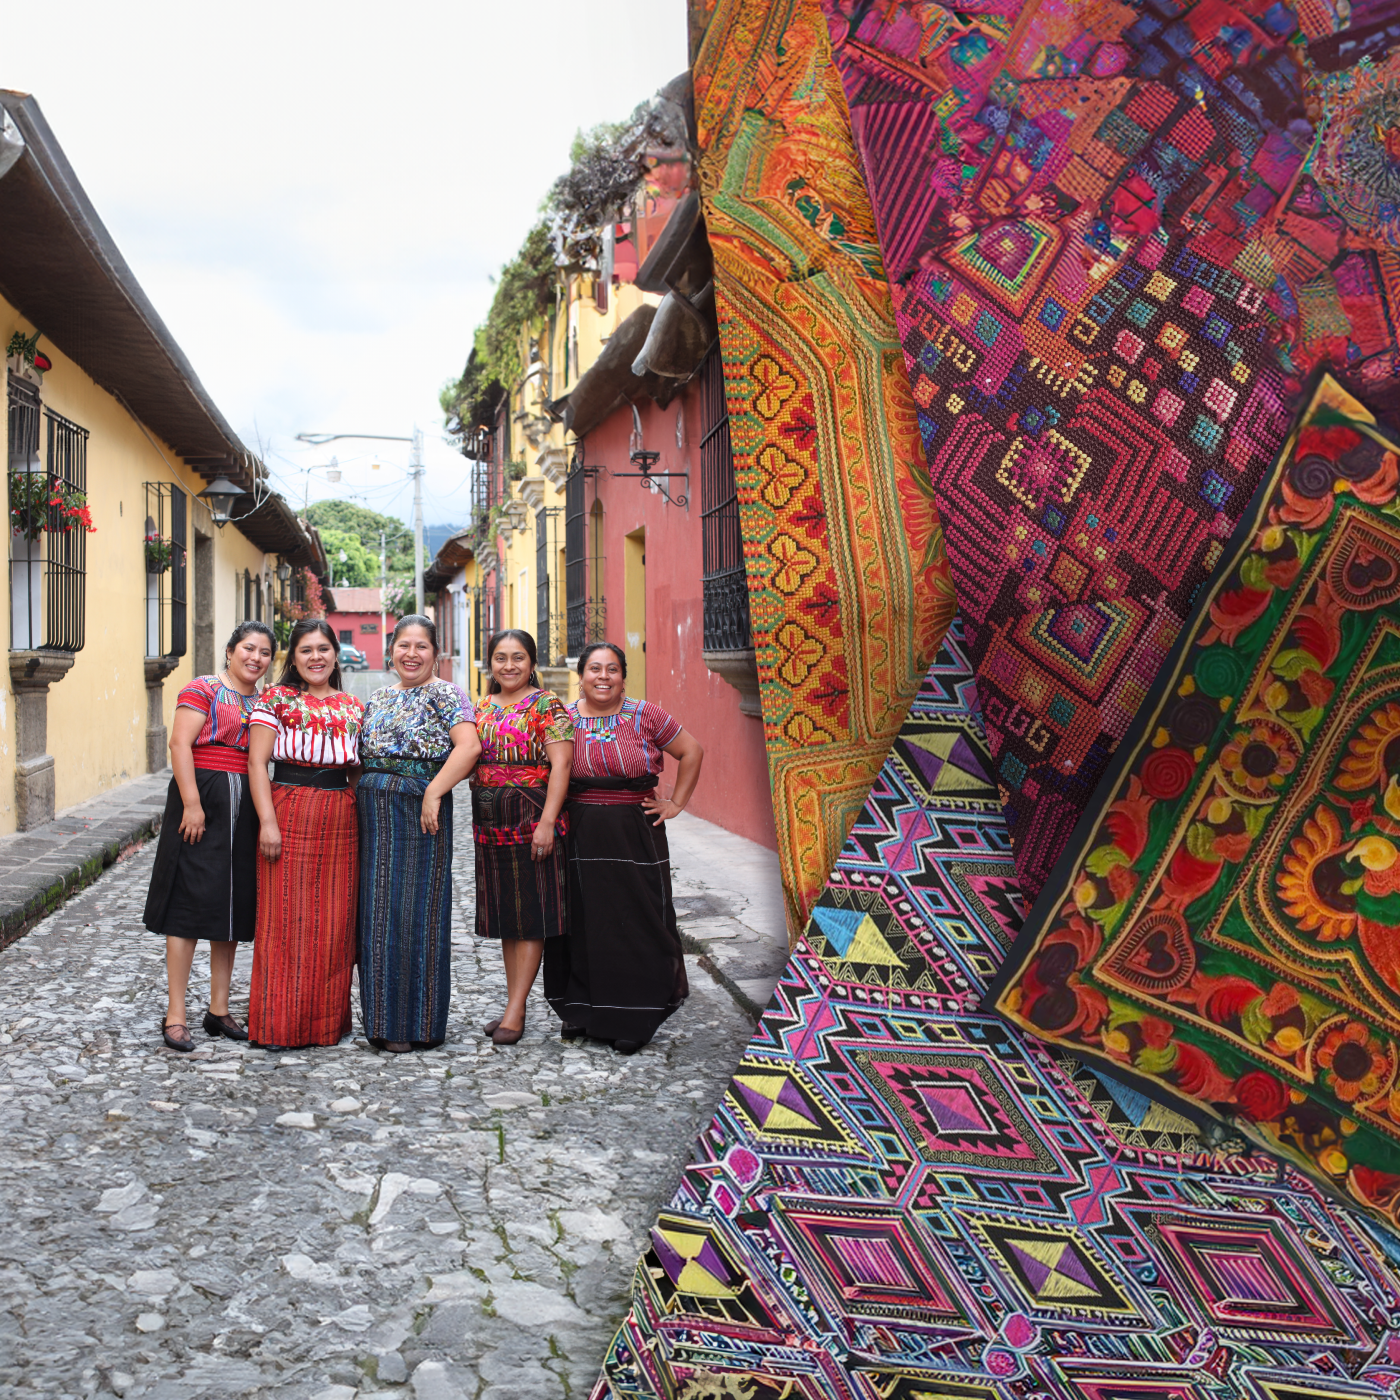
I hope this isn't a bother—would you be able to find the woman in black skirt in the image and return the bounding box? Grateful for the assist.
[544,641,703,1053]
[143,621,275,1051]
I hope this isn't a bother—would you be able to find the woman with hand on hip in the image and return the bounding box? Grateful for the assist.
[358,615,480,1053]
[246,619,364,1051]
[473,629,573,1046]
[544,642,702,1054]
[143,621,276,1051]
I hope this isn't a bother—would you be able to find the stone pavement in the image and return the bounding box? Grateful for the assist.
[0,794,787,1400]
[0,773,171,947]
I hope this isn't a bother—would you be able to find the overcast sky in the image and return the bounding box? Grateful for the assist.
[5,1,687,526]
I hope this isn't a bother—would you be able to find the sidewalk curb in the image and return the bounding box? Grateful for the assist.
[0,811,164,953]
[680,934,766,1023]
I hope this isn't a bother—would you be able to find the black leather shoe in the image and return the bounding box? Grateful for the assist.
[161,1019,194,1053]
[560,1024,586,1040]
[255,1042,289,1052]
[614,1039,647,1055]
[203,1011,249,1042]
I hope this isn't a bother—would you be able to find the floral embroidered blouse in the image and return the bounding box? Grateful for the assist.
[176,675,260,773]
[361,681,474,777]
[249,687,365,768]
[474,691,574,787]
[570,698,681,779]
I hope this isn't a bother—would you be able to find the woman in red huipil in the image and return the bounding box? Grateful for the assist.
[246,619,365,1050]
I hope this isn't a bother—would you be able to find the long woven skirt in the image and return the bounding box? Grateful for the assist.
[473,784,567,941]
[143,769,256,942]
[249,784,357,1047]
[543,801,687,1043]
[356,772,453,1045]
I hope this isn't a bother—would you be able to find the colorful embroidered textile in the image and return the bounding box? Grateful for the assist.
[593,621,1400,1398]
[570,698,680,780]
[474,690,573,788]
[991,375,1400,1229]
[248,686,364,767]
[471,784,568,941]
[814,1,1400,898]
[361,680,471,768]
[694,0,955,932]
[250,783,356,1048]
[356,772,454,1046]
[176,674,259,771]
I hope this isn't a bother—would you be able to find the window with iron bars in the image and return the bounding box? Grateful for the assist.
[564,451,606,656]
[535,506,564,667]
[143,482,188,659]
[699,349,751,652]
[7,377,89,653]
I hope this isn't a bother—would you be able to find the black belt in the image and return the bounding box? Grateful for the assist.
[568,774,658,794]
[272,762,351,791]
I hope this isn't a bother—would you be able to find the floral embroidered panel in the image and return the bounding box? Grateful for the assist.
[989,374,1400,1231]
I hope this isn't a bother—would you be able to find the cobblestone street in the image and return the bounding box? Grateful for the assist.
[0,810,776,1400]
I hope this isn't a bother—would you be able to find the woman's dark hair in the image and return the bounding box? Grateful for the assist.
[389,614,440,658]
[276,618,343,692]
[487,628,540,693]
[577,641,627,678]
[224,620,275,659]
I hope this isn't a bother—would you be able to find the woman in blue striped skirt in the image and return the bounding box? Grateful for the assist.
[357,615,479,1052]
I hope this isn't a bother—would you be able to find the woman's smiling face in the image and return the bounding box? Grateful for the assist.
[581,650,624,708]
[294,630,336,687]
[227,633,273,685]
[491,640,532,691]
[393,625,436,686]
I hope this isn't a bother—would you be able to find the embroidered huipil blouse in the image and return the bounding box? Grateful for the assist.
[176,675,260,774]
[360,681,472,778]
[248,687,365,767]
[569,699,681,803]
[474,691,574,787]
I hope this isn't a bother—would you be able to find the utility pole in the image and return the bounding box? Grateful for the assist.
[412,428,425,615]
[379,529,387,666]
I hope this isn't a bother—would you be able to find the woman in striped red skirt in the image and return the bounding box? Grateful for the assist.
[245,619,365,1050]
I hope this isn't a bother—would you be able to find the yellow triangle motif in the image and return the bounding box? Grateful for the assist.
[845,915,906,967]
[675,1259,737,1298]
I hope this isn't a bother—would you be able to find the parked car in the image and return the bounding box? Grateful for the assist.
[339,644,368,672]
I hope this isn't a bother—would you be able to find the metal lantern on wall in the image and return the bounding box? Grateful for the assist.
[197,475,245,528]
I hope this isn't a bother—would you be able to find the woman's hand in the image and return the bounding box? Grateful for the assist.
[179,804,207,844]
[259,821,282,862]
[421,791,442,836]
[640,795,683,827]
[531,815,556,862]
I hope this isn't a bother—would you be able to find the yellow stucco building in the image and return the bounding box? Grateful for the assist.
[0,91,326,833]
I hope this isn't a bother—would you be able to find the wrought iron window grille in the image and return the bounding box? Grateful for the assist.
[143,482,188,660]
[563,448,606,657]
[699,349,751,653]
[7,377,89,654]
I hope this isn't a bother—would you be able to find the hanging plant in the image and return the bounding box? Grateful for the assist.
[8,472,96,542]
[144,531,173,574]
[5,330,51,380]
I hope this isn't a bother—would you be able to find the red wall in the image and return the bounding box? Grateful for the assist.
[328,610,391,668]
[582,386,777,851]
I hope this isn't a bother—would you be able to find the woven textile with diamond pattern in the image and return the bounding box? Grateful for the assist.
[692,0,955,932]
[590,621,1400,1400]
[815,0,1400,903]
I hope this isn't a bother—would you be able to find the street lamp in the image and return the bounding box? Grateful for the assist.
[296,429,427,614]
[198,476,246,528]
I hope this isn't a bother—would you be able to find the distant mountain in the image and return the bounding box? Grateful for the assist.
[424,523,464,560]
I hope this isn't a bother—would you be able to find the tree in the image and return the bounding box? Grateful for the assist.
[303,501,424,577]
[319,527,378,589]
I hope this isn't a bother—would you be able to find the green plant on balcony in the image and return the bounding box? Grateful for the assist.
[8,471,95,543]
[144,531,173,574]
